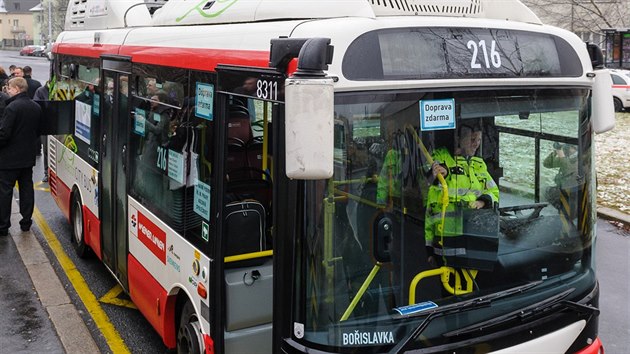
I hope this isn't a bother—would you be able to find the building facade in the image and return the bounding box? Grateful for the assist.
[0,0,42,48]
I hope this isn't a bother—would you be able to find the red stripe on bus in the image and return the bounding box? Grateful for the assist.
[82,206,102,260]
[120,45,270,70]
[612,85,630,89]
[50,170,72,221]
[54,43,271,71]
[55,43,122,58]
[128,254,177,348]
[53,43,302,74]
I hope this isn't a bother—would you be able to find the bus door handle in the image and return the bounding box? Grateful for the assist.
[102,134,107,157]
[121,145,127,172]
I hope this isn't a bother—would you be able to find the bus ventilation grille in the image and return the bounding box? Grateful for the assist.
[68,0,88,29]
[368,0,483,16]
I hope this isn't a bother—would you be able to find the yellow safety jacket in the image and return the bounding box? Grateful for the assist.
[425,148,499,246]
[376,149,402,205]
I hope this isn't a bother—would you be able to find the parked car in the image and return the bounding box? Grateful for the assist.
[32,45,47,57]
[19,45,40,56]
[610,69,630,112]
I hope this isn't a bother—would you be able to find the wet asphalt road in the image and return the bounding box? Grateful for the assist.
[0,232,63,353]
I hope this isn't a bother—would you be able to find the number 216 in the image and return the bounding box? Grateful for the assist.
[467,40,501,69]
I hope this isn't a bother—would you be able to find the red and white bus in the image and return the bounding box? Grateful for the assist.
[47,0,614,353]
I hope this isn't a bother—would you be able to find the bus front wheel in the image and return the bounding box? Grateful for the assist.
[177,301,203,354]
[71,192,88,258]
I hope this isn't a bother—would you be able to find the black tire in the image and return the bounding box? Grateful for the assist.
[614,97,623,112]
[71,192,88,258]
[177,301,203,354]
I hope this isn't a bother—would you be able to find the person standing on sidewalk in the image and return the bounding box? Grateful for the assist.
[0,77,43,236]
[23,66,42,99]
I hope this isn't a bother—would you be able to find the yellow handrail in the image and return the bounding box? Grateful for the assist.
[224,249,273,263]
[340,263,382,321]
[409,266,478,304]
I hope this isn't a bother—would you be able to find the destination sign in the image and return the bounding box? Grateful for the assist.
[343,27,583,80]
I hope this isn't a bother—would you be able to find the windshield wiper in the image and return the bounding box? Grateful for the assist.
[389,281,542,354]
[443,287,576,337]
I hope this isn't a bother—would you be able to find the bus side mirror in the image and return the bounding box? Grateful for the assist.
[284,77,334,179]
[590,70,615,134]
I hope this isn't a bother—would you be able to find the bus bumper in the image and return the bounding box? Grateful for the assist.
[575,337,603,354]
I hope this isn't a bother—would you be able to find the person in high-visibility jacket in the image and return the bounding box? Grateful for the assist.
[425,122,499,264]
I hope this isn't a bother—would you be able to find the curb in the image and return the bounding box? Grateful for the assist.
[597,207,630,226]
[9,199,99,353]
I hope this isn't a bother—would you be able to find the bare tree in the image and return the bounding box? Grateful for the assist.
[41,0,67,43]
[523,0,629,36]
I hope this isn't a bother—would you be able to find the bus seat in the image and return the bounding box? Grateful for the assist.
[226,167,272,210]
[226,109,253,174]
[226,137,247,174]
[227,109,253,144]
[246,138,268,171]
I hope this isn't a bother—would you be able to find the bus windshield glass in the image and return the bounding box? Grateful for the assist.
[298,87,594,350]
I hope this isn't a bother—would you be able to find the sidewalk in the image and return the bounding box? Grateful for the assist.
[6,199,98,353]
[597,207,630,227]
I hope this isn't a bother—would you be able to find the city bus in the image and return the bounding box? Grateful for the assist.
[45,0,615,353]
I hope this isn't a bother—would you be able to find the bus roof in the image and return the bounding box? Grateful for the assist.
[64,0,541,31]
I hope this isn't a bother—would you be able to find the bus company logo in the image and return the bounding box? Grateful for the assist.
[167,245,181,273]
[341,330,394,346]
[137,212,166,264]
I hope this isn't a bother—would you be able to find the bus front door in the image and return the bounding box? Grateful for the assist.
[100,57,131,289]
[214,66,285,354]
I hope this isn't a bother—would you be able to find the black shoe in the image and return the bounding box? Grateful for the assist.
[42,176,48,183]
[20,226,30,232]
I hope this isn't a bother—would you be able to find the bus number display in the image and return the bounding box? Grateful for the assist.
[256,79,278,101]
[157,146,167,171]
[467,40,501,69]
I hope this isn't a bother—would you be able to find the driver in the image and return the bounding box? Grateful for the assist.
[424,120,499,264]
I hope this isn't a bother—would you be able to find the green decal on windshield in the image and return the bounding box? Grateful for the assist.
[176,0,239,22]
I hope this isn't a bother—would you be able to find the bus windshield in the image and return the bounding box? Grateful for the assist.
[297,87,594,350]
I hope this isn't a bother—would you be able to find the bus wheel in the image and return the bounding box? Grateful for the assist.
[177,301,203,354]
[71,192,88,258]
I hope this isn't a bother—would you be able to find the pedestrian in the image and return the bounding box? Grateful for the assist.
[12,67,23,78]
[33,81,50,183]
[8,65,16,78]
[23,66,42,99]
[0,77,43,236]
[0,66,8,87]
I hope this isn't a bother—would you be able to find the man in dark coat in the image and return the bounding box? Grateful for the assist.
[23,66,42,99]
[0,77,43,236]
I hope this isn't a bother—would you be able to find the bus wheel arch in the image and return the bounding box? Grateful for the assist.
[173,291,203,354]
[70,188,89,258]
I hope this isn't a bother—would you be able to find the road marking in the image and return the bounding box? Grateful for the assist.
[100,284,138,310]
[33,207,131,354]
[34,181,50,192]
